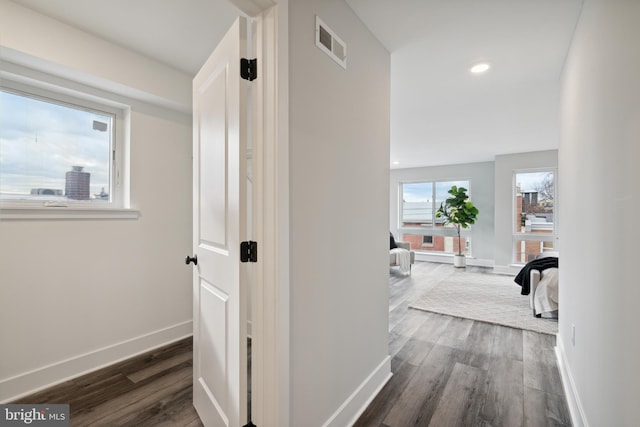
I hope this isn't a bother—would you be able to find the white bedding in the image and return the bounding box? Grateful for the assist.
[533,267,559,315]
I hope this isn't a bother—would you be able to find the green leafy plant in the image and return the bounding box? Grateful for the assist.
[436,186,479,256]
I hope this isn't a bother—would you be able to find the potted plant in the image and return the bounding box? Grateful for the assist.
[436,186,479,268]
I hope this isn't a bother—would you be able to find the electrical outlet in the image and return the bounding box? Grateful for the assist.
[571,324,576,346]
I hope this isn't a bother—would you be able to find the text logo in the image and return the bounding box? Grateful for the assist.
[0,404,69,426]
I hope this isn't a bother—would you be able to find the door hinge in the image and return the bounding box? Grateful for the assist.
[241,58,257,81]
[240,241,258,263]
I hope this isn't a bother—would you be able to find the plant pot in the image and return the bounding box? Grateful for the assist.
[453,254,466,268]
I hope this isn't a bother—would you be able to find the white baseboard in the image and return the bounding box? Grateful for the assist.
[415,253,494,268]
[322,356,392,427]
[555,337,588,427]
[492,264,523,276]
[1,321,193,403]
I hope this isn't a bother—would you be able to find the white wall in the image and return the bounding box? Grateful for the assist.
[390,162,495,263]
[0,0,191,112]
[494,150,558,270]
[288,0,391,425]
[558,1,640,425]
[0,2,193,401]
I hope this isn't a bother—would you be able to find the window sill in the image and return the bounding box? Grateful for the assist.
[0,206,140,220]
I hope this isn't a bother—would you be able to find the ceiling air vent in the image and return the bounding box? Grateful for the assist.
[315,16,347,69]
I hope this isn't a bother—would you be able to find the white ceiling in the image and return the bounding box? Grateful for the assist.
[9,0,240,75]
[346,0,584,168]
[9,0,584,169]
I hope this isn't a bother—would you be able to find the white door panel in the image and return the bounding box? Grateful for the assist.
[192,16,248,427]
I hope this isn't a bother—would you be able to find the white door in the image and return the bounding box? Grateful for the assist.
[190,16,248,427]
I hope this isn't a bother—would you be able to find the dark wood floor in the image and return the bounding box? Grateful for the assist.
[16,337,203,427]
[355,261,571,427]
[16,261,570,427]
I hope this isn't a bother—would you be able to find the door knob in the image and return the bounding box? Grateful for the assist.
[185,255,198,265]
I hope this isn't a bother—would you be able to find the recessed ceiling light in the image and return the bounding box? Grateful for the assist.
[470,62,491,74]
[393,161,399,165]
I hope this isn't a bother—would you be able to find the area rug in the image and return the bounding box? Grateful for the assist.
[409,272,558,335]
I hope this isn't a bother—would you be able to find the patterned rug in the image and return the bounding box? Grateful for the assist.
[409,271,558,335]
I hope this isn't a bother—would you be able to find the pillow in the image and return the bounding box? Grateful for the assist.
[390,232,397,250]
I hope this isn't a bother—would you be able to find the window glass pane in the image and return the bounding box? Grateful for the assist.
[401,182,433,227]
[515,239,555,263]
[435,180,469,228]
[401,233,471,255]
[0,89,113,203]
[514,172,554,233]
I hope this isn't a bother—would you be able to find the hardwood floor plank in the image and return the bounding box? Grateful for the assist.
[383,344,458,427]
[388,309,428,357]
[126,351,193,383]
[391,337,435,369]
[427,362,488,427]
[391,307,428,336]
[411,311,452,344]
[21,372,132,409]
[457,321,497,370]
[68,374,138,415]
[184,416,206,427]
[388,274,414,311]
[479,357,525,427]
[524,386,571,427]
[387,330,410,360]
[523,331,563,395]
[70,365,193,426]
[491,325,524,362]
[360,336,437,426]
[109,383,200,427]
[354,358,419,427]
[117,338,193,378]
[436,316,474,349]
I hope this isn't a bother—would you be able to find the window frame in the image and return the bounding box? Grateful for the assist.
[0,77,135,219]
[398,179,474,254]
[512,168,557,264]
[421,235,434,248]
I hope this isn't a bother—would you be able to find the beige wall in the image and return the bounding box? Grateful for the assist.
[288,0,391,425]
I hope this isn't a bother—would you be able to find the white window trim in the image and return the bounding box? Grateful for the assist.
[512,168,557,263]
[0,206,139,220]
[398,179,474,256]
[398,179,473,234]
[0,70,138,220]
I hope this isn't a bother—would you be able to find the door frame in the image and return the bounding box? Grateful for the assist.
[227,1,289,426]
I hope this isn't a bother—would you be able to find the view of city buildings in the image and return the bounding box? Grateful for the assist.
[0,87,112,203]
[65,166,91,200]
[0,165,109,202]
[514,172,555,263]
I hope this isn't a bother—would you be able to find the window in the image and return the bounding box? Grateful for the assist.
[399,180,472,255]
[513,171,555,263]
[0,80,124,209]
[401,180,469,228]
[401,181,434,227]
